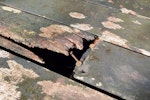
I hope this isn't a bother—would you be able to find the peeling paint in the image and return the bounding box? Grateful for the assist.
[37,80,113,100]
[120,8,150,20]
[70,23,93,31]
[0,50,10,58]
[69,12,86,19]
[100,31,150,57]
[0,60,39,85]
[2,6,21,13]
[100,30,129,48]
[107,16,124,23]
[120,8,137,15]
[132,20,142,25]
[102,21,124,30]
[0,82,21,100]
[99,30,150,56]
[39,24,73,38]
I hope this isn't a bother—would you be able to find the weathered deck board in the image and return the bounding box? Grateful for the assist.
[0,0,150,56]
[0,5,95,56]
[74,41,150,100]
[0,48,113,100]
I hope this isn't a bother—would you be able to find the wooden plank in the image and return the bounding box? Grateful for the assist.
[0,0,150,57]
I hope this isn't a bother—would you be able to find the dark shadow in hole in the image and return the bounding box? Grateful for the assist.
[32,48,76,77]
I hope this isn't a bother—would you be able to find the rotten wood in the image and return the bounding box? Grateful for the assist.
[0,12,96,56]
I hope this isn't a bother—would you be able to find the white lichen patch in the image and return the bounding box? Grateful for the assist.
[69,12,86,19]
[120,8,150,20]
[75,76,84,80]
[0,82,21,100]
[102,21,124,30]
[91,78,95,81]
[100,30,129,48]
[96,82,102,87]
[0,50,10,58]
[132,20,142,25]
[0,60,39,84]
[2,6,21,13]
[138,49,150,56]
[70,23,93,31]
[37,80,113,100]
[108,0,114,3]
[107,16,124,23]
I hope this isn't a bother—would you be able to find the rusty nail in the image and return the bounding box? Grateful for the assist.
[70,51,82,67]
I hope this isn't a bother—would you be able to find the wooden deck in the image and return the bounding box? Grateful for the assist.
[0,0,150,99]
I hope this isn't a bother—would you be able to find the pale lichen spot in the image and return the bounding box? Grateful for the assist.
[96,82,102,87]
[2,6,21,13]
[102,21,124,30]
[0,50,10,58]
[132,20,142,25]
[69,12,86,19]
[70,23,93,31]
[107,16,124,23]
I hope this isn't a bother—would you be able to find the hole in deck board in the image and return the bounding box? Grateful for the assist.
[31,40,93,77]
[0,34,94,77]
